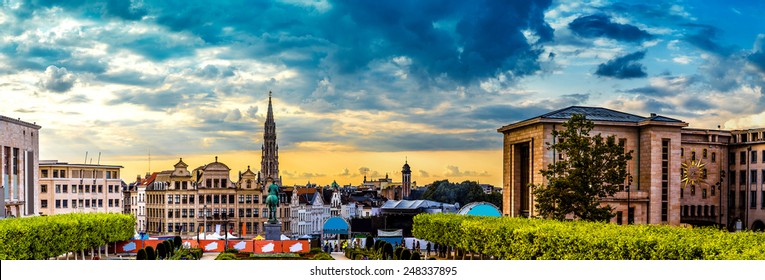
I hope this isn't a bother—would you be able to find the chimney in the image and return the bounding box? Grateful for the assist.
[650,113,657,117]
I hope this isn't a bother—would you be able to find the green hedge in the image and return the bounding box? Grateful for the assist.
[0,213,135,260]
[413,213,765,260]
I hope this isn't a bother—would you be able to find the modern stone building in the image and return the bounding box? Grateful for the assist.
[498,106,765,230]
[38,160,124,215]
[1,115,40,217]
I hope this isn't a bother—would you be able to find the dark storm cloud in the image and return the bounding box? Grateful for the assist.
[595,51,647,79]
[568,14,652,43]
[682,24,736,56]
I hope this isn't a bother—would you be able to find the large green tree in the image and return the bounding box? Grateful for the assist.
[533,114,633,222]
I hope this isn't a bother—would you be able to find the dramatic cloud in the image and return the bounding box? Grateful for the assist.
[38,65,76,92]
[749,34,765,73]
[568,14,652,43]
[444,165,490,177]
[595,51,647,79]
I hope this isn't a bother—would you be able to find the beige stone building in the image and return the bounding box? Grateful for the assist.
[498,106,765,230]
[38,160,123,215]
[1,115,40,217]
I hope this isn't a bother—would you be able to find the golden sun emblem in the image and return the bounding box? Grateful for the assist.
[681,159,707,188]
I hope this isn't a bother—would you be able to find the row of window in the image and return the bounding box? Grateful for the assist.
[680,185,715,198]
[42,199,120,209]
[150,222,263,234]
[41,169,118,179]
[43,184,120,194]
[681,148,717,163]
[728,150,765,165]
[681,205,716,217]
[145,194,268,205]
[728,190,765,209]
[728,170,765,185]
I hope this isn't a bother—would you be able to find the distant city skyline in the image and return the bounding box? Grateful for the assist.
[1,1,764,186]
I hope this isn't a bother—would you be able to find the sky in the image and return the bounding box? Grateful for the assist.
[1,0,764,187]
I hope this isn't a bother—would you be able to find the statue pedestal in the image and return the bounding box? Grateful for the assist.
[264,222,282,241]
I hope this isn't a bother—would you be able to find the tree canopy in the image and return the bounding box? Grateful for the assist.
[421,180,501,208]
[533,113,633,222]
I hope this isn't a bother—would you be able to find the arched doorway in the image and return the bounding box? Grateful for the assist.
[751,220,765,232]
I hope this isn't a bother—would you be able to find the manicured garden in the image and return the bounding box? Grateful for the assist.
[0,213,135,260]
[413,213,765,260]
[215,248,333,260]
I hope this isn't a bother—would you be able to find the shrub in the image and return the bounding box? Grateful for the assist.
[383,243,394,260]
[224,248,239,254]
[413,213,765,260]
[365,236,374,250]
[311,252,334,260]
[174,236,182,250]
[215,252,237,260]
[163,241,173,257]
[394,247,404,260]
[0,213,135,260]
[136,248,147,260]
[411,251,421,260]
[189,248,203,260]
[157,243,166,260]
[401,249,411,260]
[145,246,156,260]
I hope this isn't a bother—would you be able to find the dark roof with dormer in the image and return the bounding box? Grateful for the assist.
[498,106,686,132]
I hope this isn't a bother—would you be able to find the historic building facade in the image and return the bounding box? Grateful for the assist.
[133,93,293,236]
[1,115,40,218]
[498,106,765,230]
[38,160,123,216]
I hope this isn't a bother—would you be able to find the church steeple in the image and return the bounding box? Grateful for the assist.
[261,91,280,186]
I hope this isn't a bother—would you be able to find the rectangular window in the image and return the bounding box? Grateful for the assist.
[55,184,61,193]
[246,195,252,204]
[762,190,765,209]
[741,151,746,165]
[253,195,259,204]
[42,170,48,178]
[98,185,102,193]
[254,208,259,217]
[246,208,252,217]
[239,209,244,218]
[79,185,83,193]
[729,152,735,165]
[98,199,102,207]
[239,195,244,203]
[168,195,173,204]
[729,190,735,209]
[752,170,758,184]
[751,191,757,209]
[53,170,59,178]
[175,195,180,204]
[739,191,746,209]
[91,185,96,193]
[72,185,76,193]
[213,195,219,204]
[740,170,746,185]
[189,195,195,204]
[108,199,113,207]
[182,209,188,218]
[169,211,173,218]
[115,200,119,207]
[41,185,47,193]
[221,195,227,204]
[85,200,90,208]
[730,172,736,185]
[55,200,61,208]
[229,195,235,203]
[712,152,716,163]
[62,200,68,208]
[702,189,707,199]
[62,185,68,193]
[753,151,758,163]
[41,200,48,208]
[189,209,194,217]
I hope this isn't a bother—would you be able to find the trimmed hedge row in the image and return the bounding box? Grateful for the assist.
[412,213,765,260]
[0,213,135,260]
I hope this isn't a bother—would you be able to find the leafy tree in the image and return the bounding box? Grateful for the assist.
[533,114,633,222]
[164,240,173,257]
[157,243,166,260]
[383,243,393,260]
[411,251,421,260]
[365,236,374,250]
[394,247,404,260]
[136,248,146,260]
[401,249,411,260]
[145,246,156,260]
[173,236,182,250]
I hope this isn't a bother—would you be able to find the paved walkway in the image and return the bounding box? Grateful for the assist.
[330,252,350,260]
[200,253,220,260]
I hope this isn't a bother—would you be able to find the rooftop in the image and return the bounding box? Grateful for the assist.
[498,106,686,132]
[39,160,123,168]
